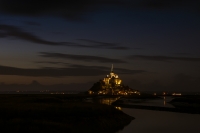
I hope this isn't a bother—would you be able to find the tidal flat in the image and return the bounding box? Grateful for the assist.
[0,94,133,133]
[112,95,200,114]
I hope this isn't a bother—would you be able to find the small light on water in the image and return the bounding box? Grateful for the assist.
[163,96,166,106]
[115,107,122,110]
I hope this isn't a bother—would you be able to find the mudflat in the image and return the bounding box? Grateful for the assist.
[0,94,133,133]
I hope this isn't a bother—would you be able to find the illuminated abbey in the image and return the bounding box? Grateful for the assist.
[88,65,139,95]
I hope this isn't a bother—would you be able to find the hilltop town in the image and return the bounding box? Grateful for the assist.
[88,65,140,95]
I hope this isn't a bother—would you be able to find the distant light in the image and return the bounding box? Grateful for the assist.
[115,107,122,110]
[172,93,181,96]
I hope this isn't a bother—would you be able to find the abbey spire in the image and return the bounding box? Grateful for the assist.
[111,64,114,73]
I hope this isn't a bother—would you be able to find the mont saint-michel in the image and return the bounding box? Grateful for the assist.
[88,65,140,95]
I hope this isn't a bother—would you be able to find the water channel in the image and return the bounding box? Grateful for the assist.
[96,97,200,133]
[117,108,200,133]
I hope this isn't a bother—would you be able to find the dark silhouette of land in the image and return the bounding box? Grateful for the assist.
[0,94,133,133]
[0,80,92,92]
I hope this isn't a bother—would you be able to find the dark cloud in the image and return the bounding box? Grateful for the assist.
[0,24,128,50]
[0,80,94,91]
[127,55,200,62]
[77,39,129,50]
[35,61,69,65]
[39,52,127,63]
[168,73,200,91]
[0,0,98,20]
[0,24,66,46]
[172,53,193,56]
[127,73,200,92]
[78,39,118,46]
[52,32,66,35]
[138,0,200,10]
[0,64,144,77]
[132,48,145,50]
[69,64,146,75]
[0,0,198,20]
[0,65,106,77]
[34,62,145,74]
[124,0,200,13]
[136,0,179,9]
[23,21,41,26]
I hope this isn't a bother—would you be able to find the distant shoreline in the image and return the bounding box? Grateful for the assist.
[112,96,200,114]
[113,104,200,114]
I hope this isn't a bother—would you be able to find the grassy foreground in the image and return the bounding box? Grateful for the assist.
[0,94,133,133]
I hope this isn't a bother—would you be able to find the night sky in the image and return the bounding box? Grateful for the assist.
[0,0,200,91]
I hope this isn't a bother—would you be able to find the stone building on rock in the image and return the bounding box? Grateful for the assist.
[88,65,140,95]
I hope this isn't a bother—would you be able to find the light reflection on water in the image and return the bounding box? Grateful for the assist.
[115,106,122,110]
[94,96,174,108]
[96,97,120,105]
[92,97,200,133]
[125,96,175,108]
[117,108,200,133]
[93,97,200,133]
[164,96,166,106]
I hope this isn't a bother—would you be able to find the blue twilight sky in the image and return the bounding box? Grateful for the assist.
[0,0,200,91]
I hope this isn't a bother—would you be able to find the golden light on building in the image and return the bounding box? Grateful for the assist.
[103,77,110,85]
[88,64,140,95]
[115,79,122,85]
[88,90,93,94]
